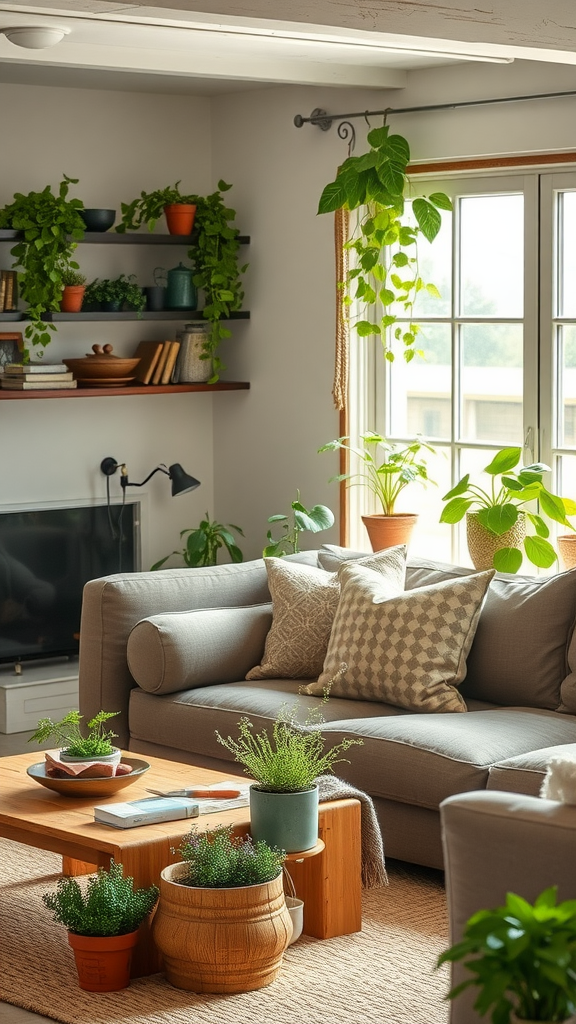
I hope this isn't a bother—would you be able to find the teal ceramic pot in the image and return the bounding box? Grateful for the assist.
[249,785,319,853]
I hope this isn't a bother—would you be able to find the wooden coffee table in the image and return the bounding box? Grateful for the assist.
[0,751,362,976]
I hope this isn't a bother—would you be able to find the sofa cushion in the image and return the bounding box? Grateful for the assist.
[305,566,493,713]
[319,546,576,714]
[487,744,576,797]
[246,546,406,681]
[127,604,273,695]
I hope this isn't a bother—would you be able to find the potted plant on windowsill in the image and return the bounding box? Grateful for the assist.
[152,824,291,992]
[42,860,159,991]
[437,886,576,1023]
[320,432,436,550]
[29,709,121,765]
[439,446,576,573]
[150,514,244,570]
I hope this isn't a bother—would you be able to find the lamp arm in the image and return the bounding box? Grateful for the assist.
[121,465,170,489]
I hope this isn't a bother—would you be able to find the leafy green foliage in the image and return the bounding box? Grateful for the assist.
[263,491,334,556]
[150,514,244,570]
[28,709,119,756]
[42,861,158,936]
[319,433,436,516]
[175,825,285,888]
[116,180,246,380]
[437,886,576,1023]
[439,446,575,572]
[60,268,86,287]
[83,274,145,314]
[317,127,451,363]
[0,175,85,354]
[216,694,362,792]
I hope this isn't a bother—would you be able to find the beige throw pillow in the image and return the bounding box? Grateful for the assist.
[246,546,407,681]
[304,564,495,712]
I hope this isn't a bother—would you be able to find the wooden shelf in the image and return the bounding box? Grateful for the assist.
[0,381,250,399]
[0,229,250,245]
[0,311,250,323]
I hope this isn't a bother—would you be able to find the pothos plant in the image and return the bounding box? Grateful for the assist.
[318,125,452,363]
[116,180,246,381]
[0,175,85,355]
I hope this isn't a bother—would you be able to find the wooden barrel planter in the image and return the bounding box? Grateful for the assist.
[152,861,293,993]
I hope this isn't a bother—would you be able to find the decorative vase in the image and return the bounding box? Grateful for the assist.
[164,203,196,236]
[249,785,319,853]
[176,323,212,382]
[151,861,292,993]
[466,511,526,571]
[557,534,576,570]
[59,747,122,766]
[60,285,85,313]
[67,929,138,991]
[361,513,418,552]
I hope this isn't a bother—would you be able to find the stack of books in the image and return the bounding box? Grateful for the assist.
[0,271,18,312]
[133,340,181,385]
[0,362,77,390]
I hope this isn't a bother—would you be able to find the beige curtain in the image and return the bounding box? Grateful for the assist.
[332,207,350,412]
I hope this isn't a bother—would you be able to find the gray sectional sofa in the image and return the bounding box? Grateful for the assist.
[78,546,576,870]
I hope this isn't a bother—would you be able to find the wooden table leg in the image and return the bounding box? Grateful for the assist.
[287,798,362,939]
[113,838,176,978]
[62,857,99,876]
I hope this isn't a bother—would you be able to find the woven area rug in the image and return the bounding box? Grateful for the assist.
[0,840,450,1024]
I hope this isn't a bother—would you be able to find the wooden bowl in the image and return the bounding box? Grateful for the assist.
[63,343,141,380]
[26,757,150,797]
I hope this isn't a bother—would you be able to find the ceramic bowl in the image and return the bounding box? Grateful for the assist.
[81,209,116,232]
[26,756,150,798]
[63,343,141,380]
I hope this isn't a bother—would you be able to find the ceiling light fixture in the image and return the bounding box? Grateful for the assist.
[1,26,69,49]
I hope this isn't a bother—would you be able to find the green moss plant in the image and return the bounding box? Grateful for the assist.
[175,825,285,888]
[42,860,159,936]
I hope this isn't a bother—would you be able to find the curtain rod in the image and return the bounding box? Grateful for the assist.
[294,89,576,153]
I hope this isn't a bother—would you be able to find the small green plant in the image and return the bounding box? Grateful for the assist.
[115,181,197,233]
[320,434,436,515]
[61,267,86,287]
[42,860,159,936]
[0,174,85,354]
[83,274,145,315]
[175,825,285,888]
[440,446,576,572]
[150,514,244,570]
[216,695,362,792]
[264,492,334,557]
[29,709,119,756]
[437,886,576,1023]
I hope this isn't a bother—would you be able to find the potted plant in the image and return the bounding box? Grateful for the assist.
[42,860,159,992]
[83,274,145,316]
[0,174,85,354]
[216,698,362,853]
[59,267,86,313]
[319,432,436,550]
[437,886,576,1023]
[29,709,121,765]
[151,824,292,992]
[116,181,197,236]
[150,514,244,570]
[263,492,335,556]
[318,126,451,364]
[117,180,246,381]
[439,446,576,573]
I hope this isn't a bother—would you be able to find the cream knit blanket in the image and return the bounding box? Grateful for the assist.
[316,774,388,888]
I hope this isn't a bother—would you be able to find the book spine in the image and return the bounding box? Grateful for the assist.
[4,362,67,374]
[0,272,6,312]
[4,271,15,311]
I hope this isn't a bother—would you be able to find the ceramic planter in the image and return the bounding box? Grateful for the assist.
[361,513,418,552]
[466,511,526,571]
[60,285,85,313]
[176,323,212,382]
[557,534,576,570]
[151,861,292,993]
[164,203,196,236]
[249,784,319,853]
[60,747,122,766]
[68,929,138,991]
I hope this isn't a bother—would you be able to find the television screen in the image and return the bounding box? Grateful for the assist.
[0,503,138,665]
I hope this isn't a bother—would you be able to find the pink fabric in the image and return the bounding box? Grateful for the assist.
[44,751,132,778]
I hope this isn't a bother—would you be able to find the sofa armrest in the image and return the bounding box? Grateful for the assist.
[440,791,576,1024]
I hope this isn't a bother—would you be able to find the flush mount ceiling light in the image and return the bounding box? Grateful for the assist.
[1,26,69,49]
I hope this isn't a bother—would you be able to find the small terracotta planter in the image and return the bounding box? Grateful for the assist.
[558,534,576,571]
[164,203,196,235]
[60,285,85,313]
[68,929,139,991]
[361,513,418,552]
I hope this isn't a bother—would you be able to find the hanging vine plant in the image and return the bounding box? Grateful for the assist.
[0,175,85,355]
[318,126,452,362]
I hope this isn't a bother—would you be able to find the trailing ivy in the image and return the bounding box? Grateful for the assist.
[0,175,85,355]
[318,127,452,362]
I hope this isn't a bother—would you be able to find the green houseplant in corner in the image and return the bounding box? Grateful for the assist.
[150,514,244,569]
[437,886,576,1023]
[439,446,576,573]
[42,860,159,992]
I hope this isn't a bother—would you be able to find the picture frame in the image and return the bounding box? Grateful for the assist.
[0,332,24,372]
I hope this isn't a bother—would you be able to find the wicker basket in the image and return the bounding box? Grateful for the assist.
[466,511,526,571]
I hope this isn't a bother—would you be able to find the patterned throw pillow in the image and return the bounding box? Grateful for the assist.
[304,563,495,712]
[246,546,407,681]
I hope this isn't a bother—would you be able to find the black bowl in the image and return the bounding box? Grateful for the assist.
[81,208,116,232]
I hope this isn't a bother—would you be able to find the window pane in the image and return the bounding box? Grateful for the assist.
[460,194,523,317]
[560,325,576,447]
[389,324,451,439]
[558,191,576,318]
[405,448,452,563]
[460,324,523,445]
[412,208,452,317]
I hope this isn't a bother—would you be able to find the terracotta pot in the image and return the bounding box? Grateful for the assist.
[557,534,576,570]
[466,511,526,571]
[60,285,85,313]
[361,513,418,552]
[164,203,196,235]
[152,861,292,993]
[68,929,138,991]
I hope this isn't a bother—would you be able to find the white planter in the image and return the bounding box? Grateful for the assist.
[285,895,304,945]
[60,747,122,766]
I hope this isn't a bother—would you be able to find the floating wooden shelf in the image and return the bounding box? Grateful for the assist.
[0,229,250,245]
[0,381,250,400]
[0,310,250,323]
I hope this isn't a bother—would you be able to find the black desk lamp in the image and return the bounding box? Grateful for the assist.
[100,457,200,496]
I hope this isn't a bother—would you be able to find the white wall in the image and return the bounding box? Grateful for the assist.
[0,83,215,570]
